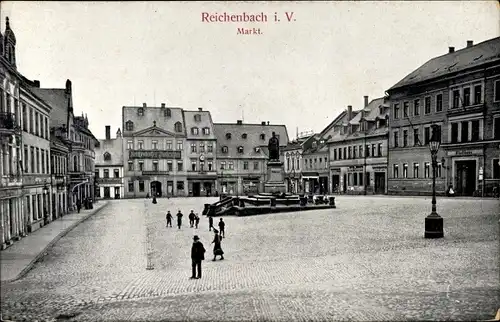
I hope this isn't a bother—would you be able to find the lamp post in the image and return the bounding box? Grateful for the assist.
[425,124,444,238]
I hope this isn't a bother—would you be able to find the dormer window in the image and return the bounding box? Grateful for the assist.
[175,121,183,132]
[226,133,232,140]
[125,120,134,131]
[202,127,210,135]
[221,146,228,153]
[379,107,383,115]
[165,108,171,117]
[103,152,111,161]
[194,114,202,122]
[237,146,244,153]
[138,108,144,116]
[260,134,265,140]
[191,127,199,135]
[242,133,247,139]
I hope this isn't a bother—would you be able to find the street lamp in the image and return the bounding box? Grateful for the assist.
[425,124,444,239]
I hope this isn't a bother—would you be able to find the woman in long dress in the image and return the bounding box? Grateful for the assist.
[211,229,224,261]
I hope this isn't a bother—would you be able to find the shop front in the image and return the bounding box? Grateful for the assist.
[188,176,217,197]
[242,177,260,195]
[302,172,319,194]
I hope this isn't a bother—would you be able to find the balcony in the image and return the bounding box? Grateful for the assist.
[96,177,122,184]
[0,112,20,136]
[142,171,171,176]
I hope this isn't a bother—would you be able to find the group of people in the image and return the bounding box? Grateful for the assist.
[164,209,227,279]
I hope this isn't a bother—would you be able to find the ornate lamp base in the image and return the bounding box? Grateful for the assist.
[424,213,444,238]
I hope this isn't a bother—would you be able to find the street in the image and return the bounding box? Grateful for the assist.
[1,196,499,321]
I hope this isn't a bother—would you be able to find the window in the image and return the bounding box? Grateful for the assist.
[165,108,171,117]
[495,80,500,102]
[220,161,226,170]
[377,143,382,156]
[413,162,419,178]
[334,149,337,160]
[393,164,399,178]
[221,146,228,153]
[364,144,370,157]
[36,148,40,173]
[138,161,144,171]
[226,133,232,139]
[463,87,471,106]
[242,133,247,139]
[260,134,265,140]
[461,121,469,143]
[177,161,183,171]
[471,120,480,142]
[359,173,364,186]
[152,140,158,150]
[436,94,443,112]
[104,152,111,161]
[191,127,199,135]
[393,131,399,148]
[203,127,210,135]
[22,103,27,131]
[208,160,213,171]
[138,140,144,150]
[176,141,182,150]
[207,143,213,153]
[35,112,39,136]
[128,161,134,171]
[423,97,431,114]
[473,85,482,105]
[152,161,158,171]
[175,122,182,132]
[191,160,197,171]
[128,181,134,192]
[451,123,458,143]
[353,146,357,158]
[29,108,33,133]
[24,145,28,172]
[41,149,45,174]
[495,117,500,139]
[254,161,259,170]
[114,169,120,178]
[414,99,420,116]
[191,143,197,153]
[413,128,420,146]
[243,161,248,170]
[177,181,185,191]
[403,102,409,118]
[493,159,500,179]
[371,144,376,157]
[228,161,234,170]
[424,162,430,178]
[167,161,173,171]
[394,103,400,119]
[338,148,342,160]
[358,146,363,158]
[403,130,408,147]
[139,180,145,192]
[452,89,460,108]
[353,172,358,186]
[127,140,133,149]
[104,169,109,178]
[138,108,144,116]
[126,121,134,131]
[45,118,48,139]
[437,163,442,178]
[348,147,352,159]
[199,143,205,152]
[194,114,202,122]
[403,163,408,178]
[424,127,430,145]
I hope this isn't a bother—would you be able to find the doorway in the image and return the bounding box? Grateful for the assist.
[151,181,162,197]
[52,193,57,219]
[343,174,347,193]
[374,172,386,194]
[114,187,120,199]
[332,175,340,193]
[203,182,212,196]
[167,181,173,197]
[192,182,201,197]
[104,187,110,198]
[455,160,476,196]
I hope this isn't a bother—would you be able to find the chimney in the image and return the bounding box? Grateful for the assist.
[65,79,72,94]
[267,121,270,125]
[198,107,203,111]
[33,80,40,88]
[116,128,122,138]
[364,96,369,108]
[347,105,353,121]
[105,126,111,140]
[161,103,165,108]
[466,40,473,48]
[237,120,243,125]
[448,47,455,53]
[261,121,266,125]
[142,103,147,107]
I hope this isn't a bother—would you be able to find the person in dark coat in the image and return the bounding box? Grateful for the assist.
[166,211,173,227]
[211,229,224,261]
[76,199,81,213]
[218,218,225,238]
[191,235,206,279]
[208,216,214,231]
[176,210,183,229]
[189,210,196,228]
[195,214,200,229]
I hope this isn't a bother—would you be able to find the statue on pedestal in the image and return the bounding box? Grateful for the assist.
[268,132,280,161]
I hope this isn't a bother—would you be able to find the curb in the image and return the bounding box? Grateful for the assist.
[1,202,110,284]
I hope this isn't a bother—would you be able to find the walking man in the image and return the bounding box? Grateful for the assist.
[176,210,183,229]
[195,213,200,229]
[218,218,225,238]
[189,210,196,228]
[166,211,173,227]
[76,199,81,213]
[191,235,206,279]
[208,215,214,231]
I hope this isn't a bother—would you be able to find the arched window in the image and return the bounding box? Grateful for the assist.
[221,146,228,153]
[138,108,144,116]
[103,152,111,161]
[125,120,134,131]
[260,134,265,140]
[237,146,244,153]
[175,122,183,132]
[242,133,247,139]
[225,133,232,140]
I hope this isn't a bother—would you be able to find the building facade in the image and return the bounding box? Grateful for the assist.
[283,139,305,194]
[301,134,330,195]
[95,126,124,199]
[214,121,289,195]
[50,128,70,218]
[387,38,500,196]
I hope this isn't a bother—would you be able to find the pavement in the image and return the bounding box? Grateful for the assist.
[0,196,499,322]
[0,201,109,283]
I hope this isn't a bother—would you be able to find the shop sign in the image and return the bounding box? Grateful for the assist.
[447,149,482,157]
[129,150,182,159]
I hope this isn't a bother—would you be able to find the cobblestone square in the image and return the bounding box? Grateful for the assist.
[1,196,499,321]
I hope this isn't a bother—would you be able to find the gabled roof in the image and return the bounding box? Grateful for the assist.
[183,110,216,140]
[214,122,289,159]
[389,37,500,91]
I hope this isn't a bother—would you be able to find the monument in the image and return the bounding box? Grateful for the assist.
[264,131,287,194]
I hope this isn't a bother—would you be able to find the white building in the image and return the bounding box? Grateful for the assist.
[95,125,124,199]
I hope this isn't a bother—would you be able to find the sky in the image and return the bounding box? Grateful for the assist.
[1,1,499,140]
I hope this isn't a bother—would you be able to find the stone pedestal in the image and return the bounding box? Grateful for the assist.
[264,161,287,193]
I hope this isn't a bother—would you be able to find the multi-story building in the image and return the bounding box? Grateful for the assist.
[325,96,390,195]
[95,126,124,199]
[0,17,25,248]
[283,131,313,193]
[214,120,289,195]
[50,127,70,217]
[301,133,330,195]
[387,38,500,196]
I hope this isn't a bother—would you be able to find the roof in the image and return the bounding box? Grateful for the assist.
[122,106,185,136]
[183,110,216,140]
[214,123,289,159]
[360,97,386,121]
[389,37,500,91]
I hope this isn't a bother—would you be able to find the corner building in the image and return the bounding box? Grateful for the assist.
[95,125,124,199]
[387,38,500,196]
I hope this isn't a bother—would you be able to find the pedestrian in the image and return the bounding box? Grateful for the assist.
[190,235,206,279]
[195,213,200,229]
[189,210,196,228]
[76,199,81,213]
[166,210,173,227]
[211,229,224,261]
[218,218,225,238]
[176,210,183,229]
[208,215,214,231]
